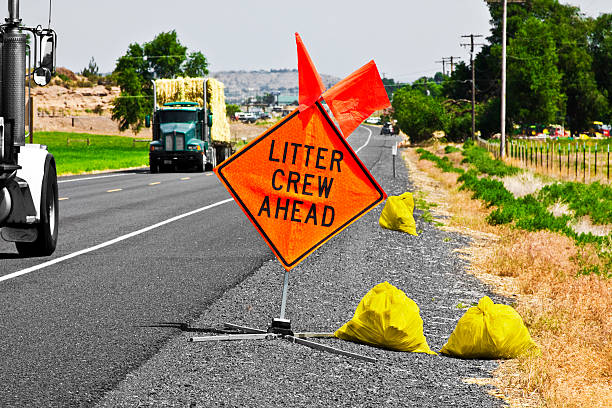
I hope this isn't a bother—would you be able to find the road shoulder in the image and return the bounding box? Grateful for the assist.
[96,135,506,407]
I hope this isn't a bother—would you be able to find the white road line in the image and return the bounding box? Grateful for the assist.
[355,126,373,153]
[58,173,129,184]
[0,198,235,284]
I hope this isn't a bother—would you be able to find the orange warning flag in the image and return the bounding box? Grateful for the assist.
[215,102,386,271]
[296,33,325,111]
[323,60,390,137]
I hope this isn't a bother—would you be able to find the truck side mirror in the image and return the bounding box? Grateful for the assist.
[33,66,52,86]
[207,113,213,127]
[145,115,151,128]
[39,33,56,73]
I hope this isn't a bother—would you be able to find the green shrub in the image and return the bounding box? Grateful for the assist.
[538,181,612,225]
[461,144,521,177]
[416,148,464,174]
[458,171,514,206]
[444,145,462,154]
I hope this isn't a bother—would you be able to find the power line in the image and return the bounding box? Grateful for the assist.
[435,57,462,76]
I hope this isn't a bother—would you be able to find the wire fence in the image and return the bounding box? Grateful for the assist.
[477,138,611,184]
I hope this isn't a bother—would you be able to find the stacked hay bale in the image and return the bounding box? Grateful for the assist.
[206,78,231,143]
[154,77,231,143]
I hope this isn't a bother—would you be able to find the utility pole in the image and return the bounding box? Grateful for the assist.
[435,59,447,76]
[436,57,462,76]
[501,0,507,157]
[462,34,484,140]
[449,56,461,75]
[487,0,525,157]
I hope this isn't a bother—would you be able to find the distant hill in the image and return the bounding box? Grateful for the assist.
[210,69,340,104]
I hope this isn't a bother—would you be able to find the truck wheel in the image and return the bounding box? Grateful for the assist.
[150,163,158,173]
[16,157,59,257]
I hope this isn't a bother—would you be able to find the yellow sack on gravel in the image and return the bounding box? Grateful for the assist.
[335,281,436,354]
[379,192,417,235]
[440,296,537,359]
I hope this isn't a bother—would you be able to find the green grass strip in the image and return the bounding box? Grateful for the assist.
[415,142,611,276]
[29,132,149,175]
[537,181,612,225]
[416,148,464,174]
[461,143,521,177]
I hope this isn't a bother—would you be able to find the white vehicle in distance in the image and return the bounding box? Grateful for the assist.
[365,116,381,124]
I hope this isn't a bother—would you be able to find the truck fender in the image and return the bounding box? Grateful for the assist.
[16,144,51,222]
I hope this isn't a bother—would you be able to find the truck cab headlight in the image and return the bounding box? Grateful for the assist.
[150,145,163,151]
[187,144,201,151]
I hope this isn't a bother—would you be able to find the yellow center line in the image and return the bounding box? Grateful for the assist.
[59,197,69,201]
[180,177,191,180]
[205,173,213,176]
[149,182,161,186]
[107,188,122,193]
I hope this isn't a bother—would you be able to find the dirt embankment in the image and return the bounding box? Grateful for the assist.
[30,81,266,140]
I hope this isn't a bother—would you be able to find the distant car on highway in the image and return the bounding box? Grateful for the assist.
[380,122,393,135]
[365,116,381,124]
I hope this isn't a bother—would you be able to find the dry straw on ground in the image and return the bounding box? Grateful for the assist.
[403,146,612,408]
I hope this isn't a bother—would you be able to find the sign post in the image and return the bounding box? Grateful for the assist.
[392,142,398,178]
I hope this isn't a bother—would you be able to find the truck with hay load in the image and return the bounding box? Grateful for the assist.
[149,77,232,172]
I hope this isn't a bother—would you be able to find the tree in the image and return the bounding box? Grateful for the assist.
[443,99,473,142]
[112,43,151,133]
[392,87,447,144]
[256,93,275,105]
[226,104,241,119]
[589,13,612,123]
[111,32,208,132]
[411,76,443,99]
[506,17,565,127]
[442,62,471,101]
[475,0,609,135]
[183,51,209,77]
[143,30,187,79]
[111,68,148,132]
[382,78,403,100]
[81,57,99,79]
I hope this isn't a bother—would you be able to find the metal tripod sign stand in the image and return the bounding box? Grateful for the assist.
[189,270,376,363]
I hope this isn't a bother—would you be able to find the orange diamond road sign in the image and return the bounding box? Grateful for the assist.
[215,101,386,270]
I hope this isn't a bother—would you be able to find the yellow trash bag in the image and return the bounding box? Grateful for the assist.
[378,192,417,235]
[440,296,538,359]
[335,281,436,354]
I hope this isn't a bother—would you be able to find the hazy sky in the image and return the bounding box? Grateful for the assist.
[16,0,611,82]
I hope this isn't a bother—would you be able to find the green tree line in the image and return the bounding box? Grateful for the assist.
[393,0,612,143]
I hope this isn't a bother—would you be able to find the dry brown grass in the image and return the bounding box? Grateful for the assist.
[403,147,612,408]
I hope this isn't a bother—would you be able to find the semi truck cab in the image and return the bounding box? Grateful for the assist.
[149,102,213,172]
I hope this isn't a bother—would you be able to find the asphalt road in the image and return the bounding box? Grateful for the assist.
[0,124,386,407]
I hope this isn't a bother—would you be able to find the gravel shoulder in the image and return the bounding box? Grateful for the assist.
[96,137,506,407]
